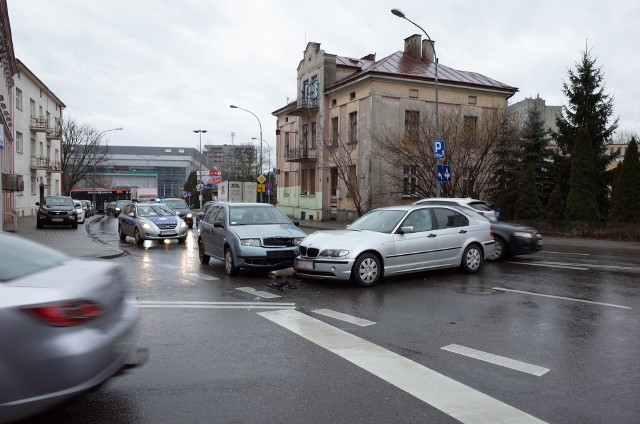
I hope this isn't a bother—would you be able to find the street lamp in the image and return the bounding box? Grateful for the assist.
[193,129,207,208]
[93,127,123,209]
[230,105,263,201]
[391,8,442,197]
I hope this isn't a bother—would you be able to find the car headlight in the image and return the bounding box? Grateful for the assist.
[180,220,188,228]
[141,222,153,229]
[513,231,534,238]
[186,213,193,218]
[293,237,305,246]
[319,249,349,258]
[241,238,261,247]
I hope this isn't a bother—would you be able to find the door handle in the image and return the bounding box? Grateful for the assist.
[459,229,467,234]
[428,233,437,238]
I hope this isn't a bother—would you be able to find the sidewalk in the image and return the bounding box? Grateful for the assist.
[5,215,124,259]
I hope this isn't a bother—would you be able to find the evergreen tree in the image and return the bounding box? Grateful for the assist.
[565,128,599,221]
[485,117,521,220]
[609,138,640,223]
[543,183,564,220]
[552,48,618,218]
[515,164,542,219]
[521,102,553,205]
[183,171,198,207]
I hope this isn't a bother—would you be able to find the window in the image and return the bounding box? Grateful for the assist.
[402,209,433,232]
[403,166,417,196]
[30,99,36,118]
[331,117,339,146]
[463,116,477,141]
[301,169,308,195]
[331,167,338,196]
[349,112,358,143]
[165,149,172,152]
[302,124,308,148]
[409,89,419,98]
[468,95,477,105]
[31,176,36,195]
[331,99,337,107]
[405,111,420,139]
[348,165,357,197]
[309,168,316,194]
[433,208,469,229]
[284,171,290,196]
[311,122,316,149]
[16,132,23,153]
[284,132,290,154]
[350,92,356,101]
[30,138,36,157]
[16,88,23,111]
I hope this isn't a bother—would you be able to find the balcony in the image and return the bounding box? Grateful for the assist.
[30,156,50,169]
[285,148,317,163]
[30,117,49,133]
[287,97,319,116]
[47,126,62,139]
[50,161,62,172]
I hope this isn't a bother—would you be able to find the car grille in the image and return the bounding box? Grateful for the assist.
[157,223,176,230]
[299,246,320,258]
[263,237,295,247]
[266,250,296,259]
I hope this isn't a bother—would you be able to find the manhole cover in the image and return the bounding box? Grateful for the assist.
[455,287,503,295]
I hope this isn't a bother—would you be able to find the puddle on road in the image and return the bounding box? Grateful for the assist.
[455,287,504,295]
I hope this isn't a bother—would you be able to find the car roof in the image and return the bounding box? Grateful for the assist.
[414,197,486,204]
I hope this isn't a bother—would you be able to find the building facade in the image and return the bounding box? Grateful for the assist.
[12,59,65,218]
[509,95,562,140]
[204,143,256,181]
[273,35,518,222]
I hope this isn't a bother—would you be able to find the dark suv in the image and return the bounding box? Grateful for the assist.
[162,198,193,228]
[36,196,78,229]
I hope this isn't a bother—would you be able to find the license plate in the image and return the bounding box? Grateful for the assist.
[296,259,314,271]
[160,231,175,235]
[51,218,63,222]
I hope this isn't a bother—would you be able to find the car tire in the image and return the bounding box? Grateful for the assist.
[72,222,78,229]
[36,221,43,229]
[224,247,239,276]
[351,253,382,287]
[489,237,506,261]
[198,239,210,264]
[460,243,483,273]
[118,225,127,241]
[134,228,144,245]
[178,236,187,243]
[188,223,193,229]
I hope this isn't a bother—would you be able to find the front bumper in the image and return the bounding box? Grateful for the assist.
[511,235,543,255]
[37,214,77,226]
[294,257,355,281]
[140,226,188,240]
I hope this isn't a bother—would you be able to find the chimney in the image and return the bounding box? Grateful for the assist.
[422,39,436,62]
[404,34,422,59]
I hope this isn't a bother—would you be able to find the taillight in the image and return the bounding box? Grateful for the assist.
[490,225,494,238]
[22,300,104,326]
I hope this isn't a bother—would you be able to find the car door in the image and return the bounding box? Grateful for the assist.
[392,208,439,273]
[432,207,471,265]
[200,205,220,255]
[210,206,227,258]
[120,204,136,236]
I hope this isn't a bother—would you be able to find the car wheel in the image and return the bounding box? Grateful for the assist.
[461,243,483,273]
[224,247,239,276]
[188,223,193,229]
[36,221,43,229]
[118,225,127,241]
[134,228,144,245]
[489,237,506,261]
[198,238,210,264]
[351,253,382,287]
[178,236,187,243]
[72,222,78,229]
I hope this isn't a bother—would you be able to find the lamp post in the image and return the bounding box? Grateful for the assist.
[391,8,442,197]
[94,127,123,209]
[252,137,273,203]
[193,129,207,208]
[230,105,263,202]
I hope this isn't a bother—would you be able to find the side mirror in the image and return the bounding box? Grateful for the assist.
[128,212,135,217]
[398,226,414,234]
[35,202,41,206]
[292,221,300,226]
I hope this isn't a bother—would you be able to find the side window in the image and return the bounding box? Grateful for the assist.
[401,209,433,232]
[214,207,226,226]
[433,208,468,229]
[204,206,219,224]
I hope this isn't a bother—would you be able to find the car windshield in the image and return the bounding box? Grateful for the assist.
[451,205,490,222]
[45,197,73,207]
[468,201,493,212]
[348,209,407,233]
[116,201,130,207]
[164,199,188,209]
[0,234,70,282]
[229,206,292,226]
[137,204,175,217]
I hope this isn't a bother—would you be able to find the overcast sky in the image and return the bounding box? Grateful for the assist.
[8,0,640,152]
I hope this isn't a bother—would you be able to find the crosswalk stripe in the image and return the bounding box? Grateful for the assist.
[188,272,219,280]
[442,344,550,376]
[259,309,546,424]
[312,309,375,326]
[494,287,632,309]
[237,287,281,299]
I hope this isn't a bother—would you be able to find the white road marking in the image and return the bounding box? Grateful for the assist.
[543,251,590,256]
[158,264,180,269]
[259,309,546,424]
[494,287,632,309]
[188,272,219,281]
[505,261,588,270]
[442,344,550,377]
[236,287,281,299]
[312,309,376,327]
[136,300,294,310]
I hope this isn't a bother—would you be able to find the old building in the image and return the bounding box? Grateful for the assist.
[272,35,518,222]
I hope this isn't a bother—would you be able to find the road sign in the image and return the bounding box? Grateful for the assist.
[266,182,272,190]
[213,177,221,184]
[437,164,452,182]
[257,175,267,184]
[434,140,445,159]
[266,189,272,196]
[196,184,204,191]
[257,184,266,193]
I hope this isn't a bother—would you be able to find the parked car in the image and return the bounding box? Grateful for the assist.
[413,198,543,261]
[105,201,116,216]
[35,196,78,229]
[73,200,86,224]
[80,200,93,217]
[0,232,142,422]
[112,200,132,218]
[195,200,220,227]
[198,202,306,276]
[118,202,188,244]
[163,198,194,228]
[294,204,495,287]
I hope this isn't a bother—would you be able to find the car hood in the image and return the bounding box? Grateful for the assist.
[144,216,179,226]
[302,229,390,248]
[493,221,539,232]
[231,224,306,239]
[43,205,74,212]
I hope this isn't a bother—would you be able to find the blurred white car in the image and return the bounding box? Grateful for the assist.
[73,199,86,224]
[0,232,143,422]
[295,204,495,287]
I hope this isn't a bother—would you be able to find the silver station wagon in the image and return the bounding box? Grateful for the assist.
[294,204,495,287]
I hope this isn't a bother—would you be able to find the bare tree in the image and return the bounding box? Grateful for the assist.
[61,118,110,195]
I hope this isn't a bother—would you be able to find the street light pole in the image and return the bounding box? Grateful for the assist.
[230,104,263,202]
[193,129,207,208]
[252,137,273,203]
[391,8,442,197]
[94,127,123,210]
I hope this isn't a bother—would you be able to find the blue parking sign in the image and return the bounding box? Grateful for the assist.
[434,140,445,159]
[437,164,452,182]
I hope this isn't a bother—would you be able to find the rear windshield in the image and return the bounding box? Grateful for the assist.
[468,201,493,212]
[45,197,73,207]
[0,234,69,282]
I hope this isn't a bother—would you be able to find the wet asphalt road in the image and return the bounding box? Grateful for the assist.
[19,217,640,424]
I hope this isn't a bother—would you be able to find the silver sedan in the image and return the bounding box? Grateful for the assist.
[0,232,142,422]
[294,204,495,287]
